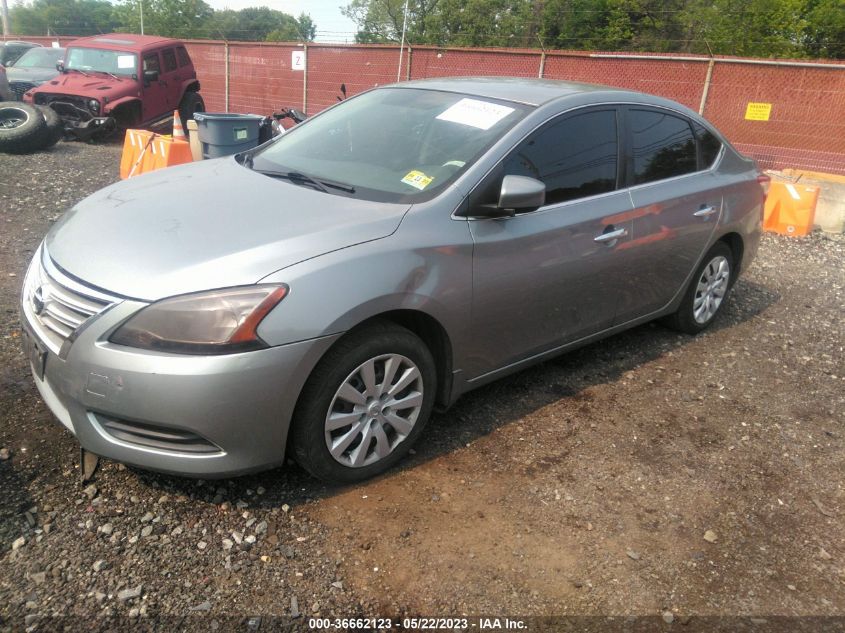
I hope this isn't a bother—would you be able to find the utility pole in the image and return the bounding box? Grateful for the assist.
[139,0,144,35]
[1,0,11,38]
[396,0,409,82]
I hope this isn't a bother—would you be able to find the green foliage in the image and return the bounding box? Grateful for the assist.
[112,0,214,39]
[9,0,317,42]
[344,0,845,57]
[11,0,119,36]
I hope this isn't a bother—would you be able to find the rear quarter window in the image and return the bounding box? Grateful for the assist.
[694,123,723,169]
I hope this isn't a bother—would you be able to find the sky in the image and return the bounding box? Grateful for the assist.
[203,0,360,42]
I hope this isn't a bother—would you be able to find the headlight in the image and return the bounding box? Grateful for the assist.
[110,285,288,354]
[88,99,100,113]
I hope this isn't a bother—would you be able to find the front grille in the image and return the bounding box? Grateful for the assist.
[33,94,92,121]
[22,247,118,355]
[9,81,35,100]
[95,414,223,455]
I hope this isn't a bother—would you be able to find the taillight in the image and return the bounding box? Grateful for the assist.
[757,173,771,197]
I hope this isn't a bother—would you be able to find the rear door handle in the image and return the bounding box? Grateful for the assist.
[694,205,717,218]
[594,227,628,243]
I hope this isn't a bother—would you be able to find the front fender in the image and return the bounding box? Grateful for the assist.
[103,96,140,115]
[254,203,474,373]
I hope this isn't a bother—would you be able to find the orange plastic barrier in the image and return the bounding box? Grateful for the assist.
[119,129,194,180]
[763,181,820,236]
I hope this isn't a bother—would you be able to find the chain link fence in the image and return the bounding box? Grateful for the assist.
[4,36,845,175]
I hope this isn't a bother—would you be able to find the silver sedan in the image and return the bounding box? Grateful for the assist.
[20,78,765,482]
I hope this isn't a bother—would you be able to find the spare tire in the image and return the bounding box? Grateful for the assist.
[36,105,64,149]
[0,102,48,154]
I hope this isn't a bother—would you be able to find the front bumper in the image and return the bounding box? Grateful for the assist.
[62,115,116,141]
[20,250,340,477]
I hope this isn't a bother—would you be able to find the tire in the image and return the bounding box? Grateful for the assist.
[291,321,437,483]
[663,241,734,335]
[178,91,205,124]
[35,105,64,149]
[0,102,48,154]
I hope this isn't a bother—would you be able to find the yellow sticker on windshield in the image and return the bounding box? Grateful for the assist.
[401,170,433,190]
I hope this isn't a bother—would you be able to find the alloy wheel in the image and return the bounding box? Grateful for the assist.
[324,353,424,468]
[693,255,730,324]
[0,107,29,129]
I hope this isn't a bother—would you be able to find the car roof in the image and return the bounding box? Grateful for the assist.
[66,33,183,52]
[397,77,628,107]
[1,41,40,47]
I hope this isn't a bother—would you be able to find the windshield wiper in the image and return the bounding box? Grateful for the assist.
[92,70,119,80]
[251,166,356,195]
[254,169,329,193]
[66,68,91,77]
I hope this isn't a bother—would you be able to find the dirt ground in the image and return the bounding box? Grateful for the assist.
[1,143,843,632]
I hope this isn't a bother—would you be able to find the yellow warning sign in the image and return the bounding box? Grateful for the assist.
[745,102,772,121]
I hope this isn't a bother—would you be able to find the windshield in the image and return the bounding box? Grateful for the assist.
[66,48,137,76]
[252,88,530,203]
[13,47,64,69]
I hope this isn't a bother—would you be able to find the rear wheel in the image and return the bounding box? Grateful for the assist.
[0,102,48,154]
[291,322,436,483]
[178,91,205,125]
[663,241,734,334]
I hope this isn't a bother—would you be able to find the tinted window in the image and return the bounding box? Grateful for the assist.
[161,49,177,72]
[503,109,618,205]
[694,123,722,168]
[143,53,160,73]
[177,47,190,67]
[630,109,697,185]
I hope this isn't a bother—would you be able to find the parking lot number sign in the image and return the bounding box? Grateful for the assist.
[745,102,772,121]
[291,50,306,71]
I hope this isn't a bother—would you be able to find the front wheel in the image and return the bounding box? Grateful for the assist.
[663,241,734,334]
[291,322,436,483]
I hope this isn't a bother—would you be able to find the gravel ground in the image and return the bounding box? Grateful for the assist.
[0,143,844,632]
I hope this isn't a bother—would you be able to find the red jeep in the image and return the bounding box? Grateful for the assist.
[24,34,204,140]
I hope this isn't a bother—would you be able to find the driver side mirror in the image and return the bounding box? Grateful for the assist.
[470,175,546,218]
[499,175,546,212]
[56,60,65,73]
[143,69,159,84]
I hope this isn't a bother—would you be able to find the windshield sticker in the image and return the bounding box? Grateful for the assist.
[436,98,515,130]
[401,170,434,190]
[117,55,135,69]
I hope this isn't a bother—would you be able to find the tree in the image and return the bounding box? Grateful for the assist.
[11,0,119,36]
[112,0,214,38]
[802,0,845,58]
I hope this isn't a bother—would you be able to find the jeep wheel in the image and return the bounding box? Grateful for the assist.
[179,92,205,124]
[0,102,48,154]
[35,105,64,149]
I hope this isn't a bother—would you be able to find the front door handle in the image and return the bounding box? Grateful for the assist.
[694,205,717,218]
[594,227,628,244]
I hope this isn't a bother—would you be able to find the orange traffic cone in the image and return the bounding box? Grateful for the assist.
[172,110,187,141]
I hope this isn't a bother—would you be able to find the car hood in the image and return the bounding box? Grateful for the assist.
[46,158,411,301]
[35,72,133,99]
[7,67,59,83]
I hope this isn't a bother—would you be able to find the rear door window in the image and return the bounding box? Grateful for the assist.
[502,108,619,205]
[161,48,177,73]
[176,47,191,67]
[628,109,697,185]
